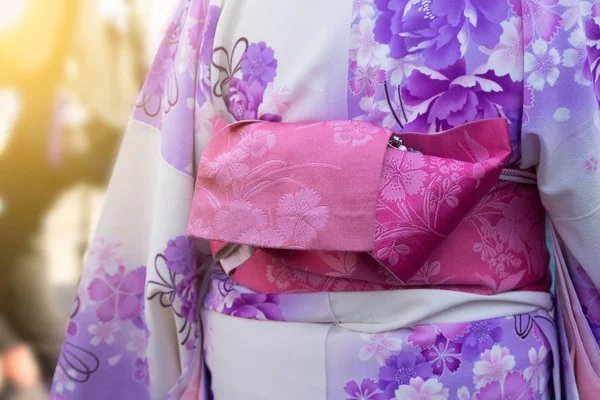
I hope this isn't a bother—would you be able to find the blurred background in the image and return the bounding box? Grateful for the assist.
[0,0,178,397]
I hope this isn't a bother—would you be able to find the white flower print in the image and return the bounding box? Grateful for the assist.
[386,55,418,86]
[524,40,561,91]
[562,28,591,86]
[276,189,329,246]
[553,107,571,121]
[203,148,250,186]
[330,120,380,147]
[87,237,125,275]
[353,0,375,19]
[358,333,403,365]
[126,330,148,357]
[53,368,76,394]
[473,345,516,388]
[395,377,449,400]
[350,18,389,66]
[457,386,472,400]
[524,346,549,393]
[485,18,524,81]
[560,0,593,31]
[88,322,120,346]
[258,82,291,116]
[238,128,276,157]
[215,200,266,239]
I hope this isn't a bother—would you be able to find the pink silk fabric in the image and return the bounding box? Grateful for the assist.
[188,118,550,295]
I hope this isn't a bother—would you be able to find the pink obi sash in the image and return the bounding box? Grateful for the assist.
[188,118,550,295]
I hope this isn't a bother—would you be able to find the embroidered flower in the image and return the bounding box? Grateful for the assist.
[238,128,276,157]
[330,120,381,147]
[350,17,389,66]
[473,345,516,388]
[380,151,428,201]
[240,42,278,86]
[87,237,125,275]
[344,378,385,400]
[203,148,250,185]
[87,266,146,322]
[378,352,433,398]
[524,40,561,91]
[359,333,403,365]
[215,200,266,240]
[394,377,449,400]
[349,61,387,97]
[524,346,549,393]
[484,18,524,81]
[462,320,503,361]
[133,358,150,386]
[585,156,599,174]
[422,334,463,375]
[88,322,120,346]
[164,236,198,275]
[276,189,329,246]
[474,371,534,400]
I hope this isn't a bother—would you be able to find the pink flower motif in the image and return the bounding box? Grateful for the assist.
[358,333,403,365]
[408,323,470,347]
[88,322,120,346]
[87,266,146,322]
[394,377,449,400]
[349,61,386,97]
[87,237,125,275]
[524,346,549,394]
[238,128,276,157]
[344,378,385,400]
[265,261,294,290]
[215,200,266,240]
[203,149,250,186]
[276,189,329,246]
[474,371,534,400]
[239,227,284,247]
[330,120,381,147]
[497,196,536,249]
[473,345,516,389]
[350,17,389,66]
[509,0,563,46]
[585,156,598,173]
[380,151,428,201]
[485,18,524,81]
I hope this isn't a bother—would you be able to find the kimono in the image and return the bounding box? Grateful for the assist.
[51,0,600,399]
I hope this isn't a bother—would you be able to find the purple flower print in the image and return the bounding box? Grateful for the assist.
[344,378,385,400]
[175,272,199,322]
[421,334,463,375]
[474,371,534,400]
[88,266,146,322]
[408,323,470,348]
[401,59,522,132]
[223,293,285,321]
[142,40,177,97]
[241,42,278,86]
[461,320,503,361]
[349,61,387,97]
[133,358,150,386]
[378,351,433,399]
[187,0,208,50]
[164,236,198,275]
[586,156,599,174]
[509,0,562,46]
[227,77,266,121]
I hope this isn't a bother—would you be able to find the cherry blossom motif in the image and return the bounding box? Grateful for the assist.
[87,237,125,275]
[258,83,291,116]
[562,28,591,86]
[238,128,276,157]
[358,333,403,365]
[524,40,561,91]
[344,378,385,400]
[524,346,549,393]
[585,156,599,173]
[203,149,250,186]
[357,97,389,127]
[87,266,146,322]
[408,323,470,347]
[509,0,563,46]
[88,322,120,346]
[349,61,387,97]
[238,227,284,247]
[560,0,593,31]
[394,377,449,400]
[53,367,76,394]
[484,18,524,81]
[350,17,389,66]
[215,200,266,240]
[126,330,148,357]
[330,120,381,147]
[380,151,428,202]
[421,335,463,375]
[473,345,516,389]
[457,386,472,400]
[385,55,418,86]
[474,371,534,400]
[352,0,375,19]
[276,189,329,246]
